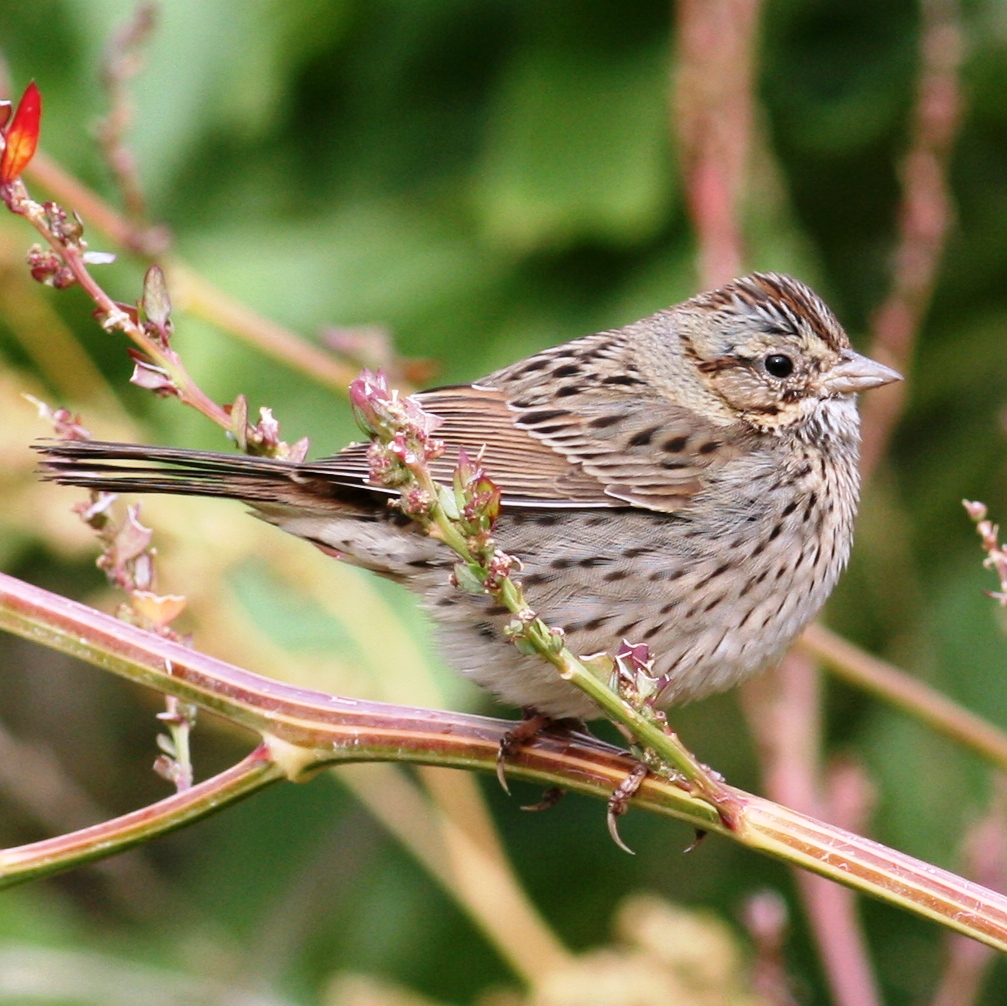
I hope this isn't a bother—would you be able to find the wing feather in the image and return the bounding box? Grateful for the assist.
[307,382,746,514]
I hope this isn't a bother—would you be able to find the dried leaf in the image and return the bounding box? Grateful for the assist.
[131,590,187,628]
[141,264,171,326]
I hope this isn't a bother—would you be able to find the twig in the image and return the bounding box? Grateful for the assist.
[1,742,281,885]
[3,169,312,458]
[1,177,229,427]
[0,718,173,917]
[25,151,167,256]
[742,652,882,1006]
[931,793,1007,1006]
[166,261,367,391]
[97,3,158,222]
[22,153,370,391]
[859,0,964,481]
[801,623,1007,773]
[4,572,1007,951]
[673,0,762,288]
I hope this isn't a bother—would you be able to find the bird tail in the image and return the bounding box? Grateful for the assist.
[34,439,308,506]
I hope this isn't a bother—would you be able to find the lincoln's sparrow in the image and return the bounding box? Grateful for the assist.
[39,273,900,721]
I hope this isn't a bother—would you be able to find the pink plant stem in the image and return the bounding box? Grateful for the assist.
[859,0,963,481]
[675,0,882,993]
[801,623,1007,772]
[22,152,363,391]
[6,571,1007,949]
[930,800,1006,1006]
[744,652,882,1006]
[1,178,231,430]
[674,0,761,288]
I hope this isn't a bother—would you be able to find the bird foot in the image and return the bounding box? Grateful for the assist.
[607,760,650,854]
[496,711,553,795]
[521,786,565,812]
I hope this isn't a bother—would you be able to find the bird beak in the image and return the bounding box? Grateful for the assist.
[821,349,903,395]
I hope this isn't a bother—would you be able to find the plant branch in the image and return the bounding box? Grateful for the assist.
[801,624,1007,774]
[673,2,883,993]
[4,572,1007,951]
[1,176,232,430]
[22,153,364,391]
[97,2,158,223]
[1,744,281,886]
[859,0,964,481]
[743,652,882,1006]
[673,0,762,288]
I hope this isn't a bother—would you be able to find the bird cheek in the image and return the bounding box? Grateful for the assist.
[708,369,777,414]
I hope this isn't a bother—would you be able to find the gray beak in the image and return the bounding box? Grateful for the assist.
[821,349,903,395]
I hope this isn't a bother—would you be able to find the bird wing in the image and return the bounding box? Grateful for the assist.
[306,383,744,514]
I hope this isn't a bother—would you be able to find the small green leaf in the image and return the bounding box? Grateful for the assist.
[437,483,460,521]
[452,563,484,594]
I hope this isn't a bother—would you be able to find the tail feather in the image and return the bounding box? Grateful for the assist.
[34,439,329,505]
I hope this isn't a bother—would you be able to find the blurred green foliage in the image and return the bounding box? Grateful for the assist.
[1,1,1007,1003]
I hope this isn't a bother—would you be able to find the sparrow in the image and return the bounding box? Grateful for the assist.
[38,272,901,722]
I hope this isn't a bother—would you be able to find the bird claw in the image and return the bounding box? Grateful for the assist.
[606,761,650,854]
[495,749,512,795]
[521,787,565,812]
[683,828,708,854]
[495,711,552,795]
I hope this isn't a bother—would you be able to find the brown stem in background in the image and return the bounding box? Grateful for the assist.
[859,0,964,481]
[25,152,167,256]
[673,0,761,288]
[97,2,158,223]
[930,791,1007,1006]
[22,154,364,392]
[801,623,1007,773]
[166,261,366,392]
[674,1,882,995]
[742,653,882,1006]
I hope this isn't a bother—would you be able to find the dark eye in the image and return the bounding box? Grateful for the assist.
[764,354,794,378]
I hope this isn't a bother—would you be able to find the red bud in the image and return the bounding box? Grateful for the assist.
[0,81,42,183]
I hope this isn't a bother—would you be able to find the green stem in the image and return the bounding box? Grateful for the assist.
[0,746,281,887]
[398,458,723,802]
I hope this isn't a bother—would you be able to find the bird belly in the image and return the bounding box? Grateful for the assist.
[426,484,854,719]
[264,461,855,722]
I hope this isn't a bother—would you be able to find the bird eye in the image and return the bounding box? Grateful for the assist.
[764,354,794,378]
